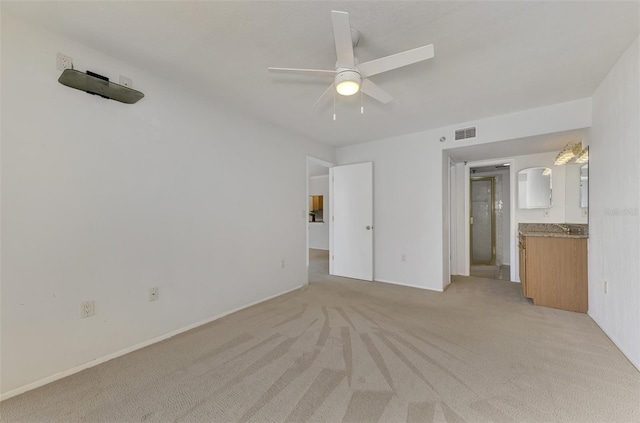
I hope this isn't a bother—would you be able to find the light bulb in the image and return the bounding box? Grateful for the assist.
[336,80,360,96]
[334,70,361,96]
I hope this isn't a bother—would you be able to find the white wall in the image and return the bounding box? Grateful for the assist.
[589,36,640,370]
[0,13,335,397]
[337,98,591,291]
[308,175,329,250]
[338,137,444,290]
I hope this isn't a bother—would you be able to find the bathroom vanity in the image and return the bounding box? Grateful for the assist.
[518,223,588,313]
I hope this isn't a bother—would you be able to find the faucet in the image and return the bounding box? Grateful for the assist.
[552,223,571,234]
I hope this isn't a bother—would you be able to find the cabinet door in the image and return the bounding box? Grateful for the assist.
[525,237,588,312]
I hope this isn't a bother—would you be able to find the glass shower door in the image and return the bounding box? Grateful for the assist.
[471,177,495,264]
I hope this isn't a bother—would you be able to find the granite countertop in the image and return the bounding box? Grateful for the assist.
[519,231,588,239]
[519,223,589,239]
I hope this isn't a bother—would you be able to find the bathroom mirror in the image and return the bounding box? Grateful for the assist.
[580,165,588,209]
[309,195,324,222]
[518,167,552,209]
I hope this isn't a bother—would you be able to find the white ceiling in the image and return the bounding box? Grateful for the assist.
[3,1,639,147]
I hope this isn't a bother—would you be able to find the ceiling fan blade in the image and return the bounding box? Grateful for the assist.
[361,79,393,104]
[313,83,335,108]
[331,11,355,68]
[268,67,336,77]
[358,44,434,78]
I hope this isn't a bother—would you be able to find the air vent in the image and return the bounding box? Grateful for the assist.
[455,126,477,140]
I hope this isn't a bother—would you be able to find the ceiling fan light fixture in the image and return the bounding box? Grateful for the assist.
[335,70,361,96]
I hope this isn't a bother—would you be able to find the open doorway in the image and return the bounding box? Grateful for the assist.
[469,165,511,281]
[307,157,333,282]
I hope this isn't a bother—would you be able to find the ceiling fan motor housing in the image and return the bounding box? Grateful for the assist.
[335,69,361,96]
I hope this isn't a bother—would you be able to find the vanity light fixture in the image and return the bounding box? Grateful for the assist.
[554,141,582,165]
[575,146,589,164]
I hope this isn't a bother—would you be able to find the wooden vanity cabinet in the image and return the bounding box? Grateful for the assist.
[518,235,528,297]
[518,234,588,313]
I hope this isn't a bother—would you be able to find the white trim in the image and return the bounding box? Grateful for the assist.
[309,174,330,180]
[0,284,306,401]
[374,278,444,292]
[306,156,335,273]
[463,158,516,281]
[588,312,640,372]
[447,156,456,286]
[307,157,334,168]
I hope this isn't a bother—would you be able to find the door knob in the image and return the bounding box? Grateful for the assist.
[366,225,372,230]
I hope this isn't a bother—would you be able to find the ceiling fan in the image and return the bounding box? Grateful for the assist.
[268,10,435,107]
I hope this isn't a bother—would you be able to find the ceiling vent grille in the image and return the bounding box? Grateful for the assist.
[455,126,477,140]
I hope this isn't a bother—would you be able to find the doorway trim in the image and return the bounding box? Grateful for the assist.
[462,158,517,281]
[470,176,496,265]
[306,156,334,275]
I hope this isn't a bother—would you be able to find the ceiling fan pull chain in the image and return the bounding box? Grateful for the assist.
[333,90,337,121]
[361,90,364,114]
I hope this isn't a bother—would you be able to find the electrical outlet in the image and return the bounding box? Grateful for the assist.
[80,300,94,318]
[57,53,73,70]
[604,281,608,294]
[119,75,132,88]
[281,260,285,269]
[401,254,406,262]
[582,208,588,217]
[149,287,159,302]
[543,210,550,218]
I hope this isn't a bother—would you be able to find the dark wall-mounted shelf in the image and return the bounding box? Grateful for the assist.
[58,69,144,104]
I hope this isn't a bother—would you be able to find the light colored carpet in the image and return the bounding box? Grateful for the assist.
[1,252,638,422]
[308,248,329,276]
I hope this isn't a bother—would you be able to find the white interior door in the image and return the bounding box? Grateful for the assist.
[330,162,373,281]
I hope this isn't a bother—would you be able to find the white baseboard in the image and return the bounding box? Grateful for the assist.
[588,311,640,372]
[374,278,444,292]
[0,284,306,402]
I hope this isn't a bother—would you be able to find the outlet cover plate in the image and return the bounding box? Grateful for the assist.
[57,53,73,70]
[80,300,94,318]
[119,75,132,88]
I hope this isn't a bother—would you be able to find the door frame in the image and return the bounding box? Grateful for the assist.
[462,159,517,281]
[447,157,456,286]
[306,156,334,272]
[470,176,496,265]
